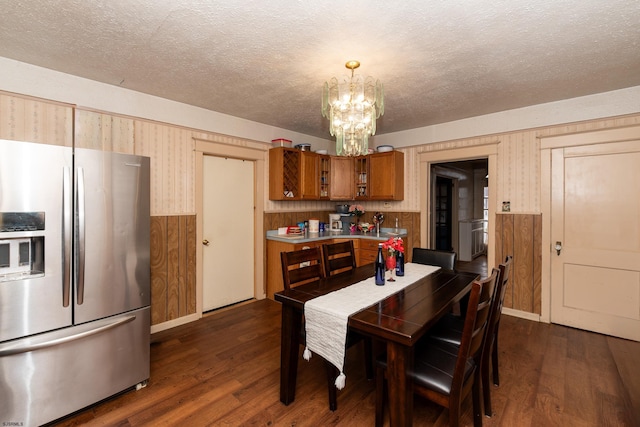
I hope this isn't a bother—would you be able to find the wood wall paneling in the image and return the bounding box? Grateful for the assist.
[495,213,541,315]
[150,215,197,325]
[514,214,534,312]
[150,216,168,325]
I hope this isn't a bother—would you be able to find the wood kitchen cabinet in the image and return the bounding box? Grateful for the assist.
[319,154,330,199]
[269,147,300,200]
[300,151,319,199]
[329,156,355,200]
[269,147,404,201]
[368,150,404,200]
[356,238,384,266]
[354,156,369,199]
[269,147,320,200]
[266,236,387,298]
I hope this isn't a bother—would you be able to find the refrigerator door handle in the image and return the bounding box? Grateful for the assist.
[63,166,72,307]
[77,167,86,304]
[0,314,137,357]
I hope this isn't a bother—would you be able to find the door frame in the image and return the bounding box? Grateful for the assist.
[419,142,499,272]
[540,124,640,325]
[194,138,266,316]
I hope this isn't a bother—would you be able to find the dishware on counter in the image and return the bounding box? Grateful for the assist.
[308,218,319,233]
[335,204,349,213]
[357,222,375,233]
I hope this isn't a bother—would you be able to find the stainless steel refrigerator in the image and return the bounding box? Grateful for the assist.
[0,139,151,426]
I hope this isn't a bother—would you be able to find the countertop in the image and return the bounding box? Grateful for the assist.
[266,227,407,244]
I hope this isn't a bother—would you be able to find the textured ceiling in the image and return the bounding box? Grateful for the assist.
[1,1,639,139]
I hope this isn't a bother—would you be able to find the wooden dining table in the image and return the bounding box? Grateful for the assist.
[274,263,479,427]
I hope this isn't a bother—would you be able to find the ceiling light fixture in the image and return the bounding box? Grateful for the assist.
[321,60,384,156]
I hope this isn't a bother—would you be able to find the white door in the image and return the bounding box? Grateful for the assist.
[551,141,640,341]
[203,155,255,311]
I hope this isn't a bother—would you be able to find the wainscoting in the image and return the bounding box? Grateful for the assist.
[150,215,197,325]
[495,213,542,314]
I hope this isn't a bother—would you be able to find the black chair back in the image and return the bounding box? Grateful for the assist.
[412,247,456,270]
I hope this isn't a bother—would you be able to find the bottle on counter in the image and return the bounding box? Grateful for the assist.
[375,243,385,286]
[396,250,404,276]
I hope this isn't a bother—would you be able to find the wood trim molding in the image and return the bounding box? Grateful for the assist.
[419,142,499,271]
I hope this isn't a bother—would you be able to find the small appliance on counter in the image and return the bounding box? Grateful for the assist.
[329,213,342,232]
[329,214,351,232]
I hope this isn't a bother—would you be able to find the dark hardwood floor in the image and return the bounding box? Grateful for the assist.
[52,297,639,426]
[456,254,489,278]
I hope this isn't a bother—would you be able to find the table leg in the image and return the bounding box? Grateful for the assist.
[387,341,413,427]
[280,305,302,404]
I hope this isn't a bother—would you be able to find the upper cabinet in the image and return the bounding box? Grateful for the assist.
[319,154,330,199]
[329,156,355,200]
[368,151,404,200]
[269,147,404,201]
[300,151,319,199]
[269,147,300,200]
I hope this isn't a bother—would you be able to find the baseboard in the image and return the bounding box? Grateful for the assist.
[150,313,201,334]
[502,307,542,322]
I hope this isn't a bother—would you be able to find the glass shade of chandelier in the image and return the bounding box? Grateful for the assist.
[322,61,384,156]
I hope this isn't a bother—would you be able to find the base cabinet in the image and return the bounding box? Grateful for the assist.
[356,239,384,266]
[266,237,387,298]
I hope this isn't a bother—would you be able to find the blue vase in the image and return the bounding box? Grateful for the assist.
[375,244,385,285]
[396,251,404,276]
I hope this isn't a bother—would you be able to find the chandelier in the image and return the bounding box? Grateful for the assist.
[321,61,384,156]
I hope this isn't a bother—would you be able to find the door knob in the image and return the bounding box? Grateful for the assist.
[555,241,562,256]
[202,239,210,246]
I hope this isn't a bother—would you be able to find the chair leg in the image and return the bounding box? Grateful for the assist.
[472,375,484,427]
[481,343,493,417]
[492,334,500,386]
[325,361,338,411]
[374,366,385,427]
[364,338,374,380]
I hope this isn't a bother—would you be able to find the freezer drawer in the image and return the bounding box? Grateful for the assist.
[0,307,150,426]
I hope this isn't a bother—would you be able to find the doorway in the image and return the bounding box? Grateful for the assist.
[429,159,488,257]
[202,155,255,311]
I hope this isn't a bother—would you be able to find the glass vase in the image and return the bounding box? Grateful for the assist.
[386,254,396,282]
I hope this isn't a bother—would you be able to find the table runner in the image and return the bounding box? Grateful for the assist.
[303,263,441,389]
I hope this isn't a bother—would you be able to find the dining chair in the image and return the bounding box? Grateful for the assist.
[280,246,371,411]
[482,255,512,415]
[321,240,357,276]
[375,268,498,427]
[412,247,457,270]
[427,255,513,417]
[280,246,325,290]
